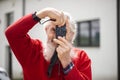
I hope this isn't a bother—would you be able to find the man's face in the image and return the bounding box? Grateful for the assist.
[44,21,56,43]
[44,20,74,43]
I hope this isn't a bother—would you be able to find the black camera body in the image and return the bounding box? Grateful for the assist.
[55,24,66,38]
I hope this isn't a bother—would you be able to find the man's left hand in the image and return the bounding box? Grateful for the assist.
[53,36,72,68]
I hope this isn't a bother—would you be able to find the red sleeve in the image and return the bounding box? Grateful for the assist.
[5,14,43,67]
[64,50,92,80]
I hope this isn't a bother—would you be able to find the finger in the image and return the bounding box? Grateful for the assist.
[65,18,71,34]
[58,36,68,44]
[59,45,69,54]
[58,36,72,49]
[53,38,64,46]
[60,12,66,27]
[57,46,64,54]
[53,16,61,26]
[66,18,70,29]
[51,11,62,26]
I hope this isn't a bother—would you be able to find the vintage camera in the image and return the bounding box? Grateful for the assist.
[55,24,66,38]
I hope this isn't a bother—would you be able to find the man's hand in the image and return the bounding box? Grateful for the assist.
[36,8,65,26]
[53,36,72,68]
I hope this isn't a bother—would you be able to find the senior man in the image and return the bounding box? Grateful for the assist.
[5,8,92,80]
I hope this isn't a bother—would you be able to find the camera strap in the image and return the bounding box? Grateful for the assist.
[47,49,58,77]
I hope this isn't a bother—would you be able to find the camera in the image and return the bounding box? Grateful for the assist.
[55,24,66,38]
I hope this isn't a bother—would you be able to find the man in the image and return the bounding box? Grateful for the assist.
[5,8,92,80]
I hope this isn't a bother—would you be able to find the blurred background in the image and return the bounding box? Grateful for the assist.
[0,0,119,80]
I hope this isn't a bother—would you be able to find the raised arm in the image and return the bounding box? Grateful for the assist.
[5,8,65,67]
[5,13,40,66]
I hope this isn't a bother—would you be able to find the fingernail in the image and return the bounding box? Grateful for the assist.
[58,36,61,39]
[53,38,57,41]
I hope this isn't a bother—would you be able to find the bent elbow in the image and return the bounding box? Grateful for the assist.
[4,26,14,40]
[5,27,10,38]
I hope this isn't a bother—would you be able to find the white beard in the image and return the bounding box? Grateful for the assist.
[43,42,56,62]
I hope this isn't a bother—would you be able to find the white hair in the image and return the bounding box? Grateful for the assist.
[63,12,77,42]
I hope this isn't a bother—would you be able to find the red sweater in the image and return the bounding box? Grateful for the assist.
[5,14,92,80]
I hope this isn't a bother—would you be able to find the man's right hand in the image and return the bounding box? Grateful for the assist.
[36,8,65,27]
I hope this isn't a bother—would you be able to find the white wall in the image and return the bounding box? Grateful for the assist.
[0,0,117,80]
[0,0,23,78]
